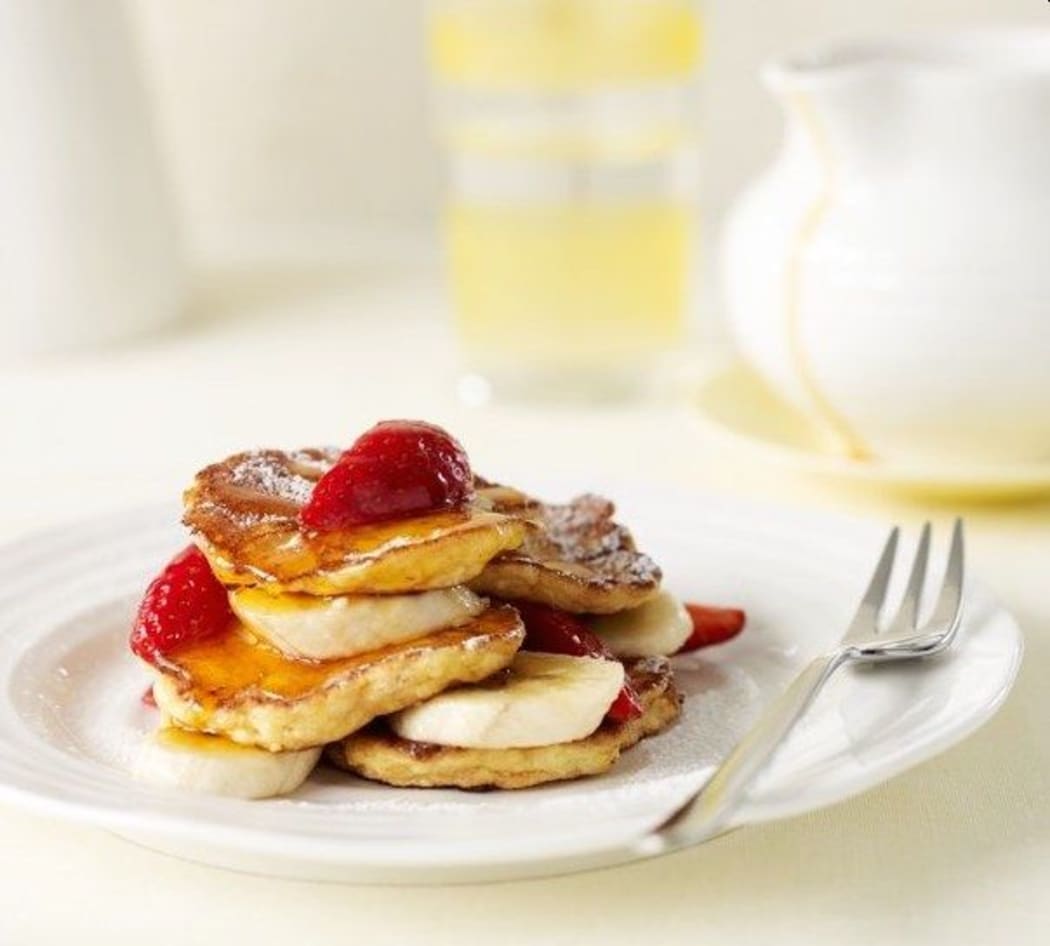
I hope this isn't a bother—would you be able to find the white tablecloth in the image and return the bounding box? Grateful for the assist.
[1,278,1046,945]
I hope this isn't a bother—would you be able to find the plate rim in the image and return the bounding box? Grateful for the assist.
[0,492,1026,875]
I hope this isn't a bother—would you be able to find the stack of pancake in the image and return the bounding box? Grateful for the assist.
[135,447,683,797]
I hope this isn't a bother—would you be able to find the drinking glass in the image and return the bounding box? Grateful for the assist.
[427,0,703,403]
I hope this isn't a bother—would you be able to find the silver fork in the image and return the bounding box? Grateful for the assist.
[637,519,965,856]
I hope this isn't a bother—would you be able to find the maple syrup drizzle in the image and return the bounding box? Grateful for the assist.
[161,607,521,705]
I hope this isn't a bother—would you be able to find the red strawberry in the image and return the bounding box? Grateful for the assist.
[679,604,746,653]
[129,545,233,665]
[606,685,644,723]
[514,601,608,660]
[301,420,474,531]
[513,601,644,723]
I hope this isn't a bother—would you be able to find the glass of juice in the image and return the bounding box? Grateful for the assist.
[427,0,703,403]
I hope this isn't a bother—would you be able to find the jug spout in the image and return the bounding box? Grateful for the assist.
[762,47,911,177]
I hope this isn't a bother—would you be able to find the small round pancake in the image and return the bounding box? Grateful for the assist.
[150,605,524,752]
[471,492,662,613]
[327,657,681,789]
[183,448,531,595]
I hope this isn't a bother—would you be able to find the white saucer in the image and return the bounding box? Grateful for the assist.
[692,360,1050,500]
[0,486,1022,883]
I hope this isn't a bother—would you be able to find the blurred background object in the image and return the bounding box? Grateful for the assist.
[2,0,1046,484]
[126,0,1043,271]
[120,0,1046,413]
[0,0,182,357]
[428,0,702,403]
[724,30,1050,466]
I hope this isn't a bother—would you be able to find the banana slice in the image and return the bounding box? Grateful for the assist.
[390,652,624,749]
[229,585,486,660]
[589,590,692,658]
[133,727,320,799]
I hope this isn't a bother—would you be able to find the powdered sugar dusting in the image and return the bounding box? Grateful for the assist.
[227,448,337,507]
[184,447,341,537]
[491,491,662,589]
[229,453,314,505]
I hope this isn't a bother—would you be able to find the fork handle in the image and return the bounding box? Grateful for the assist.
[640,649,852,854]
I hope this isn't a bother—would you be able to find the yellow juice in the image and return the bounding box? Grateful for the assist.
[430,0,702,89]
[429,1,703,393]
[447,200,690,368]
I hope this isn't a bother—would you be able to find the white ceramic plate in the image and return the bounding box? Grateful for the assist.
[0,485,1022,883]
[692,360,1050,500]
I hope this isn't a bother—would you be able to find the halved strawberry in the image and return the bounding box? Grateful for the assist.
[301,420,474,531]
[129,545,233,665]
[679,604,746,652]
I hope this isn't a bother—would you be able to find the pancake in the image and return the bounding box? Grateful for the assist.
[472,491,662,614]
[150,605,525,752]
[183,448,530,595]
[328,657,680,789]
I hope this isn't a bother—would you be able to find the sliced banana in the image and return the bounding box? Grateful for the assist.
[229,585,486,660]
[589,590,692,658]
[390,652,624,750]
[133,727,320,799]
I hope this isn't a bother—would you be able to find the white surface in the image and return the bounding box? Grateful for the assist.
[0,494,1019,882]
[723,30,1050,464]
[0,281,1048,941]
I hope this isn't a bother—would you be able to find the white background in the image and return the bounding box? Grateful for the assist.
[126,0,1047,266]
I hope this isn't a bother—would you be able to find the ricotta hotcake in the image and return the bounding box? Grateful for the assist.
[473,491,662,614]
[150,605,525,752]
[183,448,530,595]
[328,657,680,789]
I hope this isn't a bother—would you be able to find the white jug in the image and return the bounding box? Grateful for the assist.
[0,0,182,357]
[723,31,1050,465]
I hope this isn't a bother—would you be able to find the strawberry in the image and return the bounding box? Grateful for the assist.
[129,545,233,665]
[606,685,644,723]
[301,420,474,531]
[679,604,746,652]
[514,601,608,660]
[513,601,644,722]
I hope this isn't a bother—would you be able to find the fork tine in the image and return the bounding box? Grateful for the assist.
[888,522,931,631]
[928,519,965,640]
[843,526,899,640]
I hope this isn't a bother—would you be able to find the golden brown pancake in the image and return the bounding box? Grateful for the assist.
[327,657,680,789]
[472,491,662,614]
[150,605,525,752]
[183,448,530,595]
